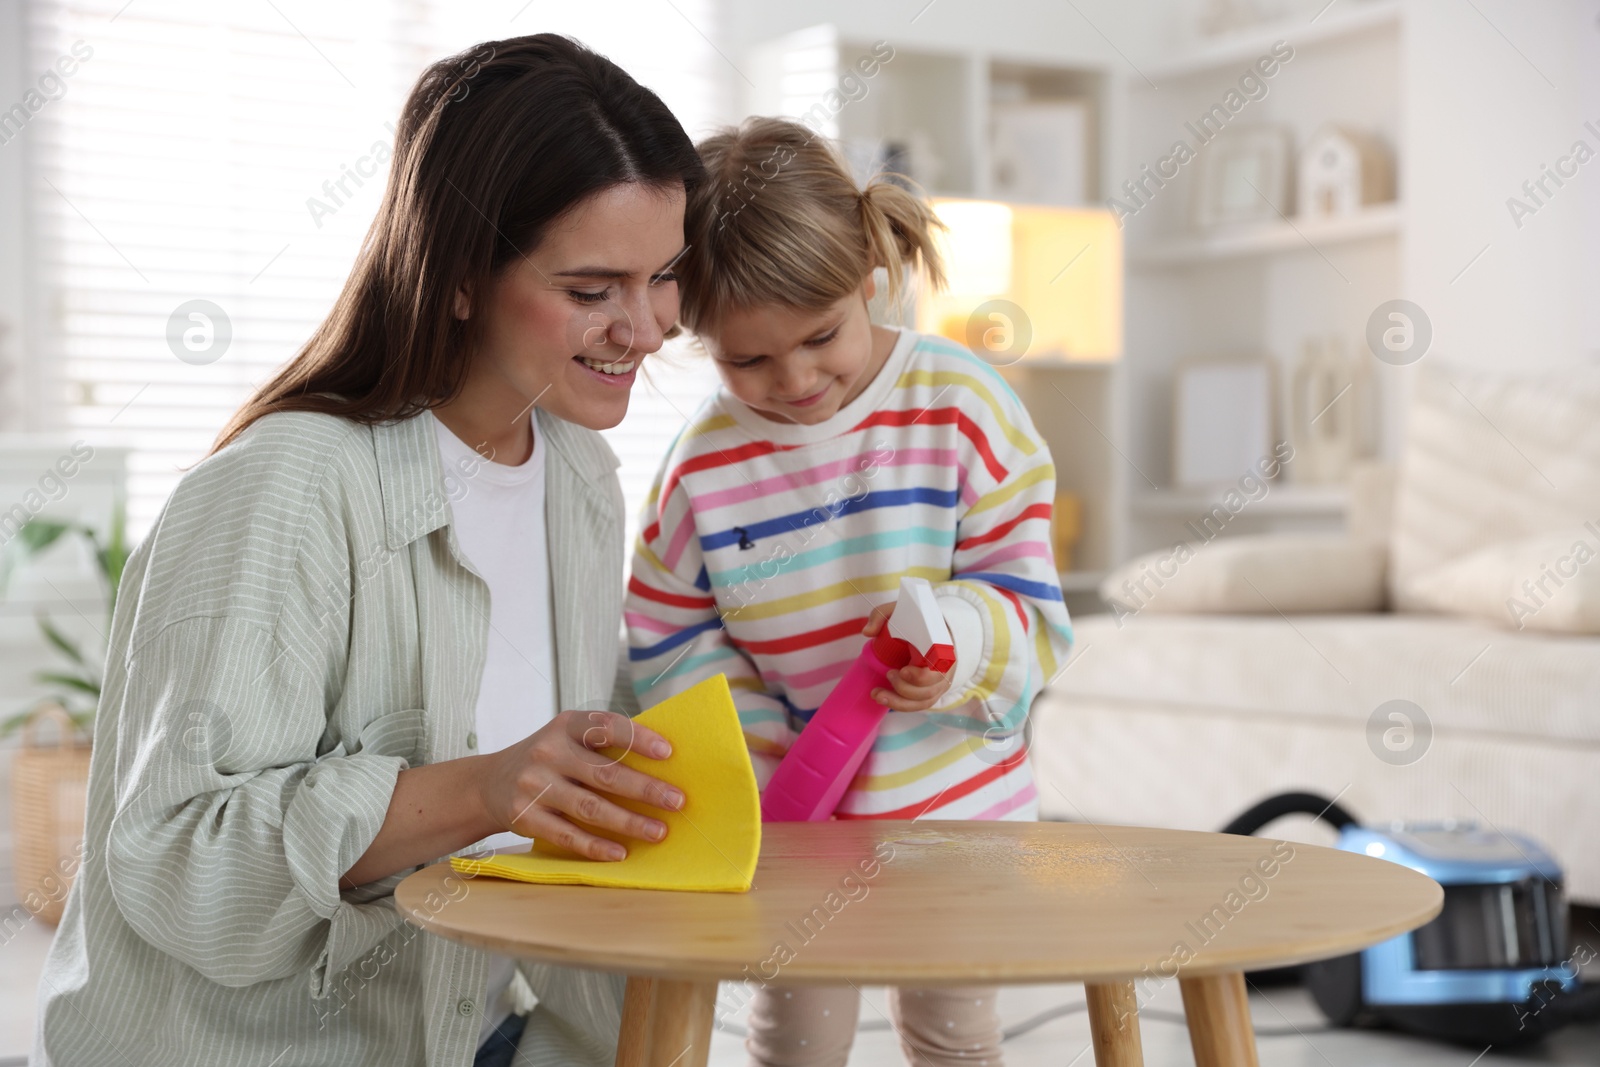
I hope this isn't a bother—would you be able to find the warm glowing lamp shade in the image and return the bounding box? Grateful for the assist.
[934,200,1014,297]
[919,198,1123,363]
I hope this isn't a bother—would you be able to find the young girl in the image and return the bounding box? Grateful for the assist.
[626,117,1073,1067]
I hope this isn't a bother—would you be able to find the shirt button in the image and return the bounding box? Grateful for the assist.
[457,998,475,1017]
[466,732,478,750]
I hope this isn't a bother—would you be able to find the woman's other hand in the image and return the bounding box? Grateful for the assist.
[477,710,684,861]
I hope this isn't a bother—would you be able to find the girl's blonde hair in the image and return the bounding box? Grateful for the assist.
[678,116,946,333]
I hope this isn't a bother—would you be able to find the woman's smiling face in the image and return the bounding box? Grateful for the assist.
[459,181,687,436]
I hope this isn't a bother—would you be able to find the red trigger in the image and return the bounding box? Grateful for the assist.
[911,642,956,673]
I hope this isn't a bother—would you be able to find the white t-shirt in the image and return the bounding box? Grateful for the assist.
[430,412,557,1044]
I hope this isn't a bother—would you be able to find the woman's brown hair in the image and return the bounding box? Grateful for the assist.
[212,34,705,453]
[677,116,946,334]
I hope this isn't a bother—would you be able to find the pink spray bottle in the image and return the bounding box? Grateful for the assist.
[761,576,955,823]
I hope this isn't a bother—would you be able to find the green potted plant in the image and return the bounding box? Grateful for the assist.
[0,498,128,738]
[1,497,127,923]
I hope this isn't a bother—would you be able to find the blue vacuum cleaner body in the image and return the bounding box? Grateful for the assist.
[1308,822,1582,1044]
[1343,825,1577,1002]
[1221,794,1593,1046]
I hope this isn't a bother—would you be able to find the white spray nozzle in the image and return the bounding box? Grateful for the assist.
[886,577,956,672]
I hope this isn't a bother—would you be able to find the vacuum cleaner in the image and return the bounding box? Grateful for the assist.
[1223,792,1599,1045]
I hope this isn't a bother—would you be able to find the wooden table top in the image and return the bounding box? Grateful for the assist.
[395,820,1441,986]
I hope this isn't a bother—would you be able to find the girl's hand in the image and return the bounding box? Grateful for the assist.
[862,603,955,713]
[476,710,684,861]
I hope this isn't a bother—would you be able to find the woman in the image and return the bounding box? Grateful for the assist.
[35,35,703,1067]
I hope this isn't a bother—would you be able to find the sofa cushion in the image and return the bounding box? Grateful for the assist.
[1390,363,1600,609]
[1346,461,1396,546]
[1098,535,1387,615]
[1404,532,1600,634]
[1048,612,1600,745]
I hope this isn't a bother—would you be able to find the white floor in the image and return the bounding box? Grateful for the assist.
[707,981,1600,1066]
[6,919,1598,1065]
[0,914,51,1065]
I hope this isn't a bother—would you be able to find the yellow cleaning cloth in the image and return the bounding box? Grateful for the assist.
[450,674,760,892]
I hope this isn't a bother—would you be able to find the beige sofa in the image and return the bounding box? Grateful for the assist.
[1031,363,1600,902]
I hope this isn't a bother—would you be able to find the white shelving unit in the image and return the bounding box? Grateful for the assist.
[1119,1,1404,557]
[744,25,1111,203]
[1142,0,1402,82]
[1057,570,1106,594]
[1003,360,1125,594]
[1133,485,1349,519]
[1129,201,1402,267]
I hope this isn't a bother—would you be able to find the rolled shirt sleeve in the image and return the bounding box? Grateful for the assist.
[104,613,416,993]
[924,399,1074,737]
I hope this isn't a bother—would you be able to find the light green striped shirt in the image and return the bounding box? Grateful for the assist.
[35,409,636,1066]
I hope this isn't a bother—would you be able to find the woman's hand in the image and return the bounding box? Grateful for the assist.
[861,603,955,713]
[476,710,684,861]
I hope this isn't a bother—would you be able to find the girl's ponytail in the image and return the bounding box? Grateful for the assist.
[679,116,948,332]
[859,179,947,309]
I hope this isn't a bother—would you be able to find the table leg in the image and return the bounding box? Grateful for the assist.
[1179,971,1259,1067]
[614,975,718,1067]
[1084,980,1144,1066]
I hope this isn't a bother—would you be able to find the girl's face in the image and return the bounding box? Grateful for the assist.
[703,277,888,426]
[459,181,687,435]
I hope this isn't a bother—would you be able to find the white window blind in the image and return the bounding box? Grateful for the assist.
[26,0,728,543]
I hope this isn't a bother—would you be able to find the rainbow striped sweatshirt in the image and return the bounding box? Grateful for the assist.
[626,328,1073,820]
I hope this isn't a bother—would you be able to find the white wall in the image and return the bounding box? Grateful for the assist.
[0,0,37,432]
[1401,0,1600,370]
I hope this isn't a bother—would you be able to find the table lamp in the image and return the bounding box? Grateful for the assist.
[919,198,1122,364]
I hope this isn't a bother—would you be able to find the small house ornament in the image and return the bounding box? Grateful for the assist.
[1298,125,1394,219]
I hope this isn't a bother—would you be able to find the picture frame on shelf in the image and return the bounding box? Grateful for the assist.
[1172,357,1277,488]
[1193,126,1293,229]
[990,99,1090,205]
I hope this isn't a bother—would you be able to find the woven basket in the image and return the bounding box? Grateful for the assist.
[11,703,91,926]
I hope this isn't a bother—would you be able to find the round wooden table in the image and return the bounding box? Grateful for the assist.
[396,820,1441,1067]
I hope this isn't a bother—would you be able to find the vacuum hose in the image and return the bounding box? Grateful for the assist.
[1219,791,1358,837]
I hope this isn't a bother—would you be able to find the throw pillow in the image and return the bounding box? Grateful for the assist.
[1404,531,1600,634]
[1099,534,1388,617]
